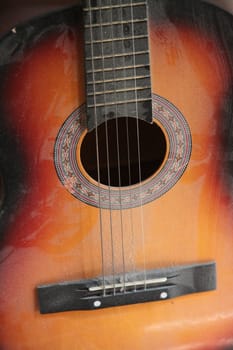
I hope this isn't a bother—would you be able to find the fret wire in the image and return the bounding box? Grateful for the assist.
[87,74,151,85]
[84,18,147,28]
[87,63,149,74]
[83,2,146,11]
[88,97,151,108]
[86,34,148,44]
[86,50,149,61]
[88,85,151,96]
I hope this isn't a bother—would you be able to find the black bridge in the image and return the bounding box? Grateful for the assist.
[37,262,216,314]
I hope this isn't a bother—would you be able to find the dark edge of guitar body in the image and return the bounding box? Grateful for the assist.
[0,5,83,244]
[149,0,233,201]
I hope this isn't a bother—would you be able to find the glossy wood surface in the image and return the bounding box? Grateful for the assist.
[0,1,233,349]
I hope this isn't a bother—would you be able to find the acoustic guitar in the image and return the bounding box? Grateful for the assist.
[0,0,232,349]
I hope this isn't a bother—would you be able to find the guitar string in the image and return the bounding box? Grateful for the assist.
[88,0,106,294]
[130,0,147,289]
[88,0,148,294]
[99,0,116,294]
[109,0,126,293]
[120,0,137,291]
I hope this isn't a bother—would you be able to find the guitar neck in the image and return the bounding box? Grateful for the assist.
[83,0,152,130]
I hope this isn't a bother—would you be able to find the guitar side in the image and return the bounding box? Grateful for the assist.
[0,1,233,349]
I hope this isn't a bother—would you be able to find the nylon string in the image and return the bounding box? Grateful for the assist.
[99,1,116,294]
[88,0,106,295]
[130,0,147,289]
[120,0,137,291]
[109,0,127,293]
[88,0,148,295]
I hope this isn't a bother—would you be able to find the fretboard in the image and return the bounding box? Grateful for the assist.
[83,0,152,130]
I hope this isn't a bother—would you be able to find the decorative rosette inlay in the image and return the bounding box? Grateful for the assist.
[54,95,192,209]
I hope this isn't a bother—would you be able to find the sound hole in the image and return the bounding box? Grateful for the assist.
[80,117,167,187]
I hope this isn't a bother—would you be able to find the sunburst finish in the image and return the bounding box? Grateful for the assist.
[0,1,233,349]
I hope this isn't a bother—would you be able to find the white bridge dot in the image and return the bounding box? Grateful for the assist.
[93,300,102,308]
[160,292,168,300]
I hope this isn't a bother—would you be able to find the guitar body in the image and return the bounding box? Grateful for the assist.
[0,1,233,349]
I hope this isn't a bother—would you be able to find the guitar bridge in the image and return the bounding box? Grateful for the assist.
[37,262,216,314]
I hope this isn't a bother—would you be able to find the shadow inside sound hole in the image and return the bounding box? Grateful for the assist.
[80,117,167,187]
